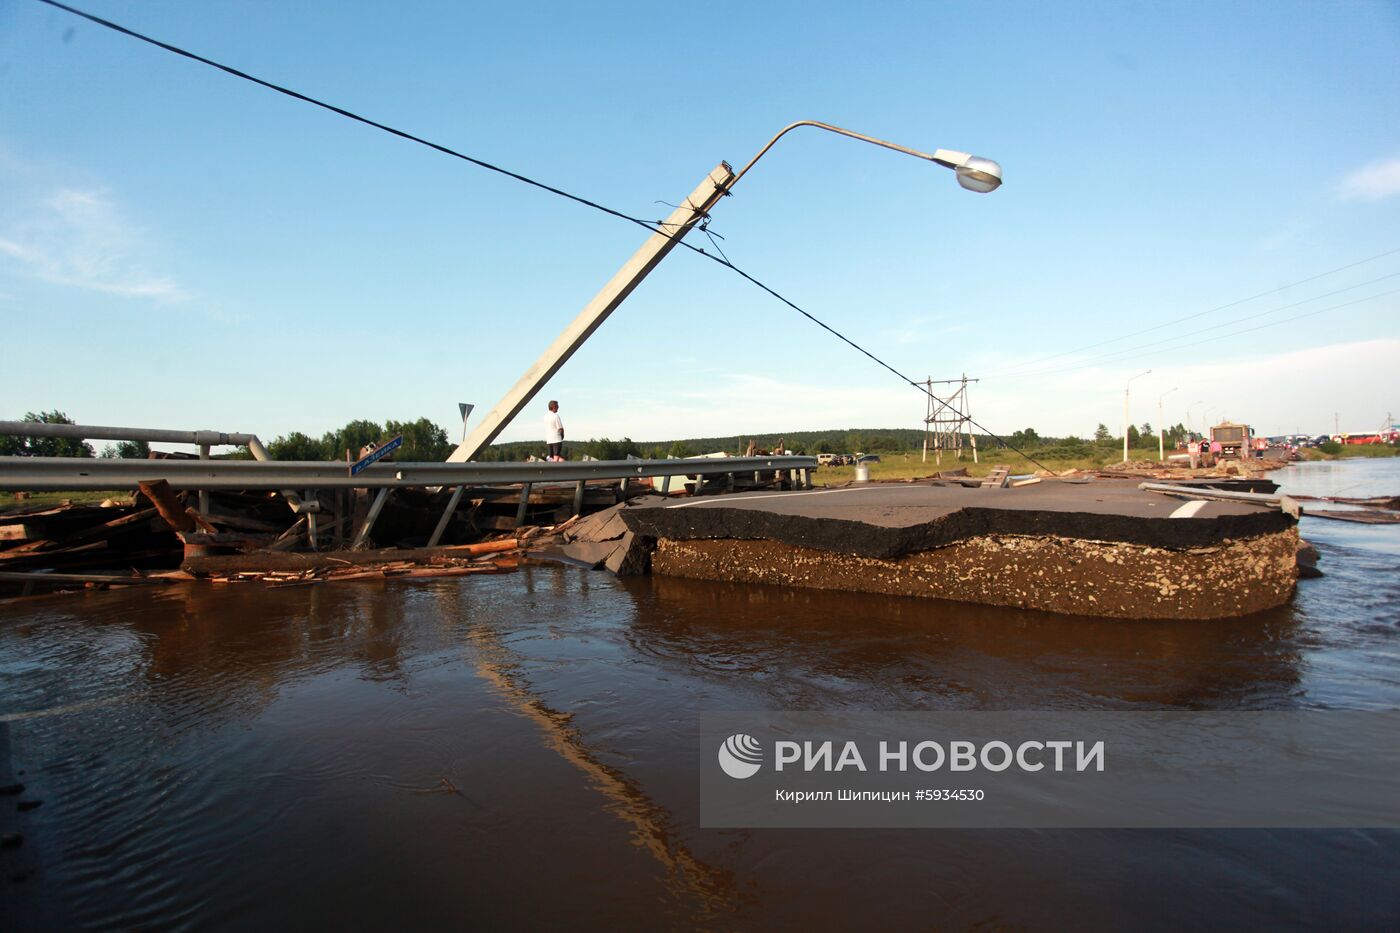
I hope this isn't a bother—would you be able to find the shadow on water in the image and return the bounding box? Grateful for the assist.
[453,596,736,916]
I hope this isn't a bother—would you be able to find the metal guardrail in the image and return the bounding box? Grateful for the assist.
[0,455,818,491]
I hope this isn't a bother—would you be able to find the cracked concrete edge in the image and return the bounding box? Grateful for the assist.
[649,528,1301,620]
[619,503,1294,560]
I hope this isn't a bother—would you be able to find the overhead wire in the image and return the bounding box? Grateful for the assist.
[987,246,1400,376]
[1007,286,1400,380]
[33,0,1056,470]
[999,271,1400,380]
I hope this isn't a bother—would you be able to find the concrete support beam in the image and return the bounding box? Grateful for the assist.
[352,488,391,550]
[428,485,467,548]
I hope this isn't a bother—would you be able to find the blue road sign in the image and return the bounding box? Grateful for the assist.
[349,434,403,476]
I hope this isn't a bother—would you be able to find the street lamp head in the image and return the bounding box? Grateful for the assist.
[931,149,1002,193]
[955,156,1003,193]
[734,125,1004,197]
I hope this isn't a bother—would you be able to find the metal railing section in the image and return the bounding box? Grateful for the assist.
[0,455,818,491]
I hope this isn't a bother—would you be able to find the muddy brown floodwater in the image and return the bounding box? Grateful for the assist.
[2,459,1399,930]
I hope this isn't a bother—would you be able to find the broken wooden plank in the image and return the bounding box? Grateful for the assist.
[264,515,309,552]
[980,465,1011,488]
[183,540,518,575]
[0,570,170,586]
[139,480,197,533]
[435,539,521,557]
[0,507,161,557]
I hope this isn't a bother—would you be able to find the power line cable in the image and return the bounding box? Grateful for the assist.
[988,246,1400,376]
[34,0,1054,470]
[32,0,666,235]
[1000,270,1400,380]
[1008,286,1400,380]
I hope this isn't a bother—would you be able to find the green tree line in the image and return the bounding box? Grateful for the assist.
[257,417,453,462]
[3,411,1198,461]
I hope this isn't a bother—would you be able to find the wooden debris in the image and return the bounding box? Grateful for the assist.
[0,507,160,557]
[0,570,170,587]
[437,538,521,557]
[550,514,581,536]
[265,515,309,551]
[1,467,633,598]
[138,480,197,533]
[981,465,1011,488]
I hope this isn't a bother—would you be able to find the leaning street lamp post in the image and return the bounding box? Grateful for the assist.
[1158,386,1178,460]
[447,121,1002,462]
[1123,369,1152,464]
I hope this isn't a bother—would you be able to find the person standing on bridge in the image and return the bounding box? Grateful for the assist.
[545,400,565,461]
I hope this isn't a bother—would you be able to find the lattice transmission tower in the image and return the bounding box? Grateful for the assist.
[922,374,979,465]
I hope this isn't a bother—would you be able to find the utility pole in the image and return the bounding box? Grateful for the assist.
[448,164,735,462]
[446,120,1001,465]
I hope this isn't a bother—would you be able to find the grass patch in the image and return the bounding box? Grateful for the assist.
[1300,444,1398,461]
[814,451,1121,485]
[1,490,131,511]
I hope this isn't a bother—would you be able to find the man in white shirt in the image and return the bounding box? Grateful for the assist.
[545,400,565,461]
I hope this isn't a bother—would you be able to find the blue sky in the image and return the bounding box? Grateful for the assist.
[1,0,1397,451]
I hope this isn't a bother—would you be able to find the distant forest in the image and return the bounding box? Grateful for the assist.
[3,411,1192,461]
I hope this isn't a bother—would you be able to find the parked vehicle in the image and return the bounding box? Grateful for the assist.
[856,454,881,464]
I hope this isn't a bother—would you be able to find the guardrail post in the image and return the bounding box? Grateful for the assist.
[572,480,585,516]
[333,488,345,548]
[428,485,466,547]
[197,444,212,515]
[305,490,318,550]
[659,474,671,496]
[515,483,532,527]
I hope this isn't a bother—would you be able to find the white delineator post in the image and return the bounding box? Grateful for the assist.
[447,163,736,462]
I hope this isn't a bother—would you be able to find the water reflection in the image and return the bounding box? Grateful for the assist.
[623,575,1304,711]
[2,576,740,929]
[2,461,1398,929]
